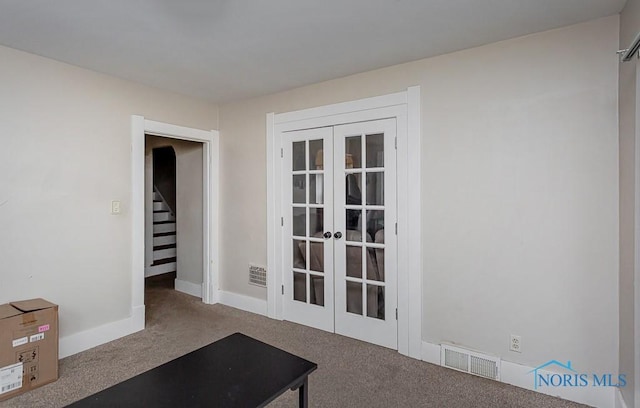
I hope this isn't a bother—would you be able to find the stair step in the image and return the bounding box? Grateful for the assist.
[154,223,176,233]
[153,201,169,211]
[153,212,174,222]
[152,257,177,266]
[154,247,177,260]
[154,235,176,246]
[154,231,176,237]
[154,243,176,251]
[145,262,176,277]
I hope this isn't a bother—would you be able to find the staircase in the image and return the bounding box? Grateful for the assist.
[145,190,177,277]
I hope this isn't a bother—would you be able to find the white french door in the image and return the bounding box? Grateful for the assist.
[282,118,397,349]
[282,127,335,332]
[333,119,397,349]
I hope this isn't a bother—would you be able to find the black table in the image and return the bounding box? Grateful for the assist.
[67,332,317,407]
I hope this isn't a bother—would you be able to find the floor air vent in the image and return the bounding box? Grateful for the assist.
[249,264,267,287]
[440,344,500,380]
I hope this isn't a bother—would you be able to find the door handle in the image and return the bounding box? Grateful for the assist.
[323,231,332,239]
[334,231,343,239]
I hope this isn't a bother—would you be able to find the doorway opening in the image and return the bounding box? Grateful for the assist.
[144,136,204,300]
[146,145,177,289]
[130,116,220,334]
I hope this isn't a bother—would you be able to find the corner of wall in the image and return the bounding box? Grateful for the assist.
[615,388,629,408]
[59,306,145,358]
[174,280,203,298]
[218,290,268,316]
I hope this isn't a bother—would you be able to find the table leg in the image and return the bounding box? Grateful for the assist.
[298,377,308,408]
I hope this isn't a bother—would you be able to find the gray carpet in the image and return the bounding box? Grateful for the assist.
[1,275,589,407]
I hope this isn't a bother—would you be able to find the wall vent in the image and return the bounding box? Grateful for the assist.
[440,344,500,381]
[248,264,267,287]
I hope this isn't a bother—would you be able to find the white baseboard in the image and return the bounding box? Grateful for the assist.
[59,305,145,358]
[175,279,202,298]
[421,341,616,408]
[615,389,629,408]
[218,290,267,316]
[420,340,440,365]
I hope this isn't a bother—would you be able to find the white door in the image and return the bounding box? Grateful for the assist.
[333,119,397,349]
[282,119,397,349]
[282,127,335,332]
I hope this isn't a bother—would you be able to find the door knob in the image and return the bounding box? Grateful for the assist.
[323,231,332,239]
[334,231,343,239]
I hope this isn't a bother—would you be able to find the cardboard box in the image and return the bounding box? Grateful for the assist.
[0,298,58,401]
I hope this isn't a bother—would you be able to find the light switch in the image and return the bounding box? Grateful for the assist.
[111,200,121,215]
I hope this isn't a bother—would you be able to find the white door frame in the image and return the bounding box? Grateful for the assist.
[266,87,422,358]
[131,116,220,319]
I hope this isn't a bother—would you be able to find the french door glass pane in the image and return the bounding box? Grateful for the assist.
[366,133,384,168]
[366,247,383,281]
[345,173,362,205]
[366,172,384,205]
[293,272,307,302]
[292,175,306,204]
[374,246,384,281]
[309,140,324,170]
[345,136,361,168]
[292,141,305,171]
[346,246,362,278]
[310,275,324,306]
[367,248,384,282]
[346,281,362,315]
[366,210,384,243]
[309,174,324,204]
[292,207,306,236]
[367,285,385,320]
[293,239,306,269]
[345,210,362,238]
[308,241,324,273]
[309,208,323,236]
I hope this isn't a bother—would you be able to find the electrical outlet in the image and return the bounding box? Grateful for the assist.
[510,334,522,353]
[111,200,121,215]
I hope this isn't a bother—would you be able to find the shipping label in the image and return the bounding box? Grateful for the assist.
[0,362,23,395]
[11,337,28,348]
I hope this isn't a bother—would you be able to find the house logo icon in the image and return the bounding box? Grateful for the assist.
[528,360,576,389]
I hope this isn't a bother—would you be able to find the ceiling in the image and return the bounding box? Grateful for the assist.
[0,0,627,103]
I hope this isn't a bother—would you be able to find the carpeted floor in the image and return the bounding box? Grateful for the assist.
[1,274,590,407]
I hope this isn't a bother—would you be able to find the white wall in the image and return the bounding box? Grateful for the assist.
[420,16,618,377]
[0,45,217,340]
[145,137,204,288]
[619,0,640,406]
[175,141,204,287]
[219,15,619,378]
